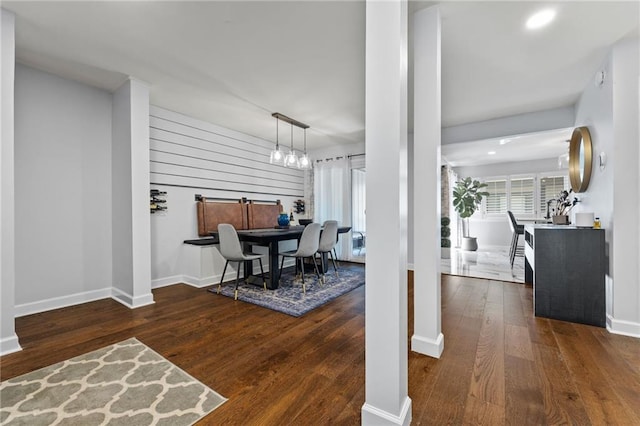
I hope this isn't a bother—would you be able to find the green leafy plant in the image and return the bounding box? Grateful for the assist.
[453,177,489,238]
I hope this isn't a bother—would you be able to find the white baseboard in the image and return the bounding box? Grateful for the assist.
[111,288,155,309]
[606,314,640,338]
[14,288,113,318]
[361,396,412,425]
[151,275,183,289]
[182,274,218,288]
[411,332,444,358]
[0,334,22,356]
[11,257,297,318]
[179,258,296,289]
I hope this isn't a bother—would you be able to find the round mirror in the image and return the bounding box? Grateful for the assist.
[569,126,593,193]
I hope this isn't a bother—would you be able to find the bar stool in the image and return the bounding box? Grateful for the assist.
[507,211,524,268]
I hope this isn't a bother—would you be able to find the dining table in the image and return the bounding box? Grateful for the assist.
[211,225,351,289]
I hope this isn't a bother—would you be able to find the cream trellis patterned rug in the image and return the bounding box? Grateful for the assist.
[0,338,226,425]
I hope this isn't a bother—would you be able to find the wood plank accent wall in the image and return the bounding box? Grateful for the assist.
[149,106,304,198]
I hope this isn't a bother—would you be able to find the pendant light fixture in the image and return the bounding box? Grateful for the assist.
[557,139,570,169]
[270,112,311,169]
[284,122,299,168]
[269,115,284,164]
[299,128,312,169]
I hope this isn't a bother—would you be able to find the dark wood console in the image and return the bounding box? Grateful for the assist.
[524,224,605,327]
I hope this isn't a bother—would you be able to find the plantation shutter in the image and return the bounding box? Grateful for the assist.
[484,179,507,215]
[510,177,535,216]
[539,176,568,216]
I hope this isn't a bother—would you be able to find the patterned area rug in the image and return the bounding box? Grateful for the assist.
[0,338,226,425]
[211,264,365,317]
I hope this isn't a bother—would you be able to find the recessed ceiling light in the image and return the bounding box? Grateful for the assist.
[499,138,511,145]
[488,151,496,155]
[526,9,556,30]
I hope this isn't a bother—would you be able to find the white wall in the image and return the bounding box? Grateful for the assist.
[610,38,640,334]
[14,64,113,314]
[308,142,365,161]
[572,36,639,337]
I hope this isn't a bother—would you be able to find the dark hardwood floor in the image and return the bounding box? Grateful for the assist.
[2,270,639,425]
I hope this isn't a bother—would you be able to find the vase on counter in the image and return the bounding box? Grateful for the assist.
[552,215,569,225]
[277,213,290,227]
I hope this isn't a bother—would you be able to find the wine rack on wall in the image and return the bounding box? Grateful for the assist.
[150,189,167,214]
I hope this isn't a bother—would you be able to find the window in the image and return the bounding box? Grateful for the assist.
[480,172,567,218]
[510,177,535,216]
[484,179,507,215]
[539,176,567,217]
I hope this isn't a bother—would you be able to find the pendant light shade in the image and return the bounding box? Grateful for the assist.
[284,123,299,168]
[270,116,284,164]
[299,128,312,169]
[558,139,570,169]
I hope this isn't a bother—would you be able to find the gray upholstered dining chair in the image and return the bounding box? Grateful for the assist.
[317,220,339,279]
[217,223,266,300]
[278,222,322,294]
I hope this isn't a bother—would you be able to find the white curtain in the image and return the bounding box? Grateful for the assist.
[351,169,366,235]
[313,157,351,260]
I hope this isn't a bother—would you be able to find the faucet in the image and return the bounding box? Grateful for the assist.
[545,199,555,219]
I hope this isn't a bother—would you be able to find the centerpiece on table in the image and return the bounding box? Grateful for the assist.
[453,177,489,251]
[277,210,290,228]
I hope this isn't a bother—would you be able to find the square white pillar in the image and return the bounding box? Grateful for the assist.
[361,1,411,424]
[112,78,154,308]
[0,8,21,355]
[411,6,444,358]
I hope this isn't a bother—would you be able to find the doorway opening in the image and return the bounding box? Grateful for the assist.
[351,168,366,262]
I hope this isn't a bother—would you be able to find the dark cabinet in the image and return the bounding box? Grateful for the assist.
[524,225,605,327]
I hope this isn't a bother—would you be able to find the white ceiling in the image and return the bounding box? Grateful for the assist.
[441,127,573,167]
[4,1,639,156]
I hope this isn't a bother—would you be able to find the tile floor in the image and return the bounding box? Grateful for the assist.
[441,245,525,283]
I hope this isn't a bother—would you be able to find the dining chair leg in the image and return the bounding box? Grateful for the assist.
[258,258,266,290]
[318,253,326,284]
[329,251,339,277]
[299,257,306,294]
[218,260,229,294]
[311,255,322,284]
[234,263,241,300]
[333,248,340,266]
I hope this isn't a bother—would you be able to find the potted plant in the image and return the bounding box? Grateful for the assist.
[551,189,580,224]
[441,216,451,258]
[453,177,489,251]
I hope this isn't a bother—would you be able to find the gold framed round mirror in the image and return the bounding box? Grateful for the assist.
[569,126,593,193]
